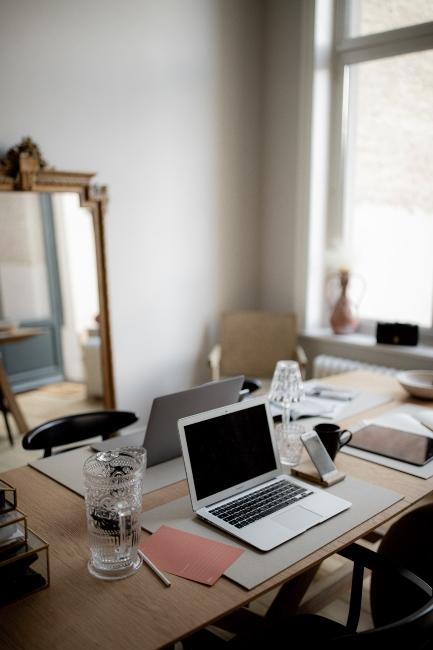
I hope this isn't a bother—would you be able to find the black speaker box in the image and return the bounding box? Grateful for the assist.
[376,322,419,346]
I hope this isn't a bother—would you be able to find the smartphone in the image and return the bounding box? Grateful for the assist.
[300,430,340,482]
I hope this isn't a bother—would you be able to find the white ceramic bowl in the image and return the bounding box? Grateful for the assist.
[397,370,433,400]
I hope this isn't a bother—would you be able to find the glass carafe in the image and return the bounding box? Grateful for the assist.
[83,448,146,580]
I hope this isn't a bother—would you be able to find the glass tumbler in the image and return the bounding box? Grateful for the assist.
[274,421,305,467]
[83,448,146,580]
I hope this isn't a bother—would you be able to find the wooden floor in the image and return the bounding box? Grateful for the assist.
[0,381,102,472]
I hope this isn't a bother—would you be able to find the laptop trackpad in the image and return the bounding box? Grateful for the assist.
[272,506,322,531]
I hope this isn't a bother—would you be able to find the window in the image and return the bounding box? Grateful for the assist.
[329,1,433,336]
[347,0,433,36]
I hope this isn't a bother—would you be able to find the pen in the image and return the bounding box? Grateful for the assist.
[315,390,353,401]
[138,549,171,587]
[306,388,354,401]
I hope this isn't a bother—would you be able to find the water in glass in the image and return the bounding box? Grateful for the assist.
[275,422,305,466]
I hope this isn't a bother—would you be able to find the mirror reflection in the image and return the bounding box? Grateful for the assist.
[0,191,104,440]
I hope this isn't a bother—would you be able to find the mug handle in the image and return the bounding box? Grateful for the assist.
[339,429,352,448]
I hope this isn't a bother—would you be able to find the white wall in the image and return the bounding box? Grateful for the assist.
[260,0,304,312]
[0,0,280,425]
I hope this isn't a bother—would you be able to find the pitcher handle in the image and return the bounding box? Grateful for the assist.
[118,506,132,555]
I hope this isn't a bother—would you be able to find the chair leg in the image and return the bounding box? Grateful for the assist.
[0,360,28,434]
[0,388,14,445]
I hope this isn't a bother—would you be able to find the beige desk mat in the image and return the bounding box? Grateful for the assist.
[29,448,186,497]
[141,476,402,590]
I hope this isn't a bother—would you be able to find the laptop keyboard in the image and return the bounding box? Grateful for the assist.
[208,480,313,529]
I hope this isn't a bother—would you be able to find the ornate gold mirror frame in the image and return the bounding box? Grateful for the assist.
[0,137,115,409]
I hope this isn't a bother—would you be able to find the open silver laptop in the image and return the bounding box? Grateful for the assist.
[178,397,351,551]
[92,376,244,467]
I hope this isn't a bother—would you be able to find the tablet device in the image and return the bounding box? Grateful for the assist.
[348,424,433,466]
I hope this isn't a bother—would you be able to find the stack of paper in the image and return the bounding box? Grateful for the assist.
[270,382,359,421]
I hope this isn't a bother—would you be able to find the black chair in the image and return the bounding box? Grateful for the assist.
[184,503,433,650]
[238,378,262,400]
[22,410,138,458]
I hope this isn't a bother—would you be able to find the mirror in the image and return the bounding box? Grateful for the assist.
[0,138,115,436]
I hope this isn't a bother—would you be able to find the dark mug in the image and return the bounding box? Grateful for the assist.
[313,423,352,460]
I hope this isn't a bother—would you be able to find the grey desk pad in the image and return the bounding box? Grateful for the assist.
[342,403,433,479]
[141,476,402,590]
[29,447,186,497]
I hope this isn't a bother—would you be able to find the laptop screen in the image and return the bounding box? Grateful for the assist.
[183,403,277,501]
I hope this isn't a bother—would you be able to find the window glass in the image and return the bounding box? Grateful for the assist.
[344,49,433,326]
[348,0,433,37]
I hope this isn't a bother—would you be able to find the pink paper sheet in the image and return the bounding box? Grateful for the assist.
[139,525,244,586]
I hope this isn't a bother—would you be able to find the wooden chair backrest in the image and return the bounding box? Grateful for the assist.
[220,310,298,379]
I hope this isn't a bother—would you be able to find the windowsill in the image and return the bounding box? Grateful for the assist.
[301,328,433,359]
[299,328,433,374]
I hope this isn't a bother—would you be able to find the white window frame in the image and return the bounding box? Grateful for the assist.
[327,1,433,342]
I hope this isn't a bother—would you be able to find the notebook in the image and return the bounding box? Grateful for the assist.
[178,397,351,551]
[91,376,244,467]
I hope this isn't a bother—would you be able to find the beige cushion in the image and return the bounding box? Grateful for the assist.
[220,311,298,379]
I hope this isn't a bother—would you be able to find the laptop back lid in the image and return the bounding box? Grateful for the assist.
[144,375,244,467]
[178,397,281,510]
[92,376,244,462]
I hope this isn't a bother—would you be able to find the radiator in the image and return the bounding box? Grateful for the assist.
[312,354,399,379]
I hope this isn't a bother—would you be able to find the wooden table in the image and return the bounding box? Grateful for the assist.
[1,371,433,649]
[0,328,44,438]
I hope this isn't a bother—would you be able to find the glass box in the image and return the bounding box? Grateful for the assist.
[0,529,50,606]
[0,509,27,554]
[0,479,17,514]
